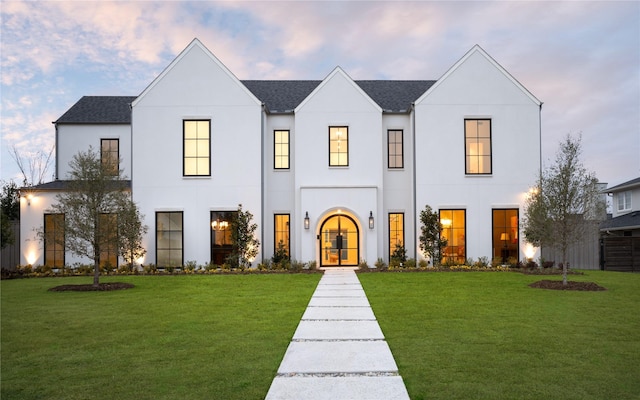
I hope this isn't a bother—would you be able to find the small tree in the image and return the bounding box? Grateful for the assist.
[1,181,20,249]
[44,148,145,287]
[390,242,407,263]
[117,199,148,269]
[419,205,447,266]
[523,133,605,285]
[227,204,260,269]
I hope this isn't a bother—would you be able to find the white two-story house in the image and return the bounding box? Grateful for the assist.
[20,38,542,268]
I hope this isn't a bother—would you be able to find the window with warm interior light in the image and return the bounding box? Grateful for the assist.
[101,139,119,176]
[389,213,404,256]
[274,214,290,257]
[492,209,519,264]
[44,213,64,267]
[329,126,348,166]
[184,120,210,176]
[440,209,466,264]
[211,211,236,265]
[99,213,118,268]
[388,130,404,168]
[465,119,492,174]
[274,130,290,169]
[618,191,631,212]
[156,212,183,267]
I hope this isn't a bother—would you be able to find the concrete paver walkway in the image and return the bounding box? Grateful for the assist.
[265,268,410,400]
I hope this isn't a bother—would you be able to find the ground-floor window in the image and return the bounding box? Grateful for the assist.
[440,209,466,264]
[44,213,64,267]
[156,212,183,267]
[211,211,236,265]
[388,213,404,256]
[492,209,519,263]
[99,213,118,269]
[274,214,290,258]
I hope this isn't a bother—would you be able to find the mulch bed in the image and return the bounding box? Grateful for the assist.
[528,280,606,291]
[49,282,135,292]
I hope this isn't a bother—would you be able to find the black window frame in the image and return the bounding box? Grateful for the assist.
[388,212,405,256]
[156,211,184,267]
[100,138,119,176]
[274,214,291,258]
[44,213,65,267]
[274,130,290,170]
[183,119,211,177]
[387,129,404,169]
[329,126,349,167]
[464,119,492,175]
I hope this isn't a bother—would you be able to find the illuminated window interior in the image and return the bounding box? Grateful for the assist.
[184,120,210,176]
[389,213,404,255]
[465,119,491,174]
[329,126,348,166]
[99,213,118,268]
[493,209,519,263]
[274,214,290,256]
[211,211,236,265]
[320,214,358,266]
[440,209,466,264]
[274,130,290,169]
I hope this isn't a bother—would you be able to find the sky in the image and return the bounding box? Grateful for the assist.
[1,0,639,189]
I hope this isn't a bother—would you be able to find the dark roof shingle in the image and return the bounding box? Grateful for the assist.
[55,96,137,124]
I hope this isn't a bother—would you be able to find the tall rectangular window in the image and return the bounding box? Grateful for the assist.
[274,130,290,169]
[389,213,404,256]
[44,214,64,267]
[184,120,210,176]
[101,139,119,176]
[274,214,290,258]
[156,212,183,267]
[388,130,404,168]
[99,213,118,268]
[329,126,348,166]
[465,119,492,174]
[440,209,466,264]
[211,211,236,265]
[618,191,631,212]
[492,209,519,264]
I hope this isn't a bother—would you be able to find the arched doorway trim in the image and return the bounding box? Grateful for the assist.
[318,212,360,267]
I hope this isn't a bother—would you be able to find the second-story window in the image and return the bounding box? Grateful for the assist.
[388,129,404,168]
[101,139,119,176]
[329,126,348,166]
[184,120,210,176]
[274,130,290,169]
[618,191,632,212]
[465,119,492,175]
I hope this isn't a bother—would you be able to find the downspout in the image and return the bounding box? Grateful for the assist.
[260,103,266,264]
[411,102,417,259]
[53,122,59,180]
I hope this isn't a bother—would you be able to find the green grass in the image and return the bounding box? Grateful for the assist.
[1,274,321,400]
[359,271,640,400]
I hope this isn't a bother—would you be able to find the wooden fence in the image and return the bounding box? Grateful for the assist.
[541,220,602,270]
[602,236,640,272]
[1,220,20,270]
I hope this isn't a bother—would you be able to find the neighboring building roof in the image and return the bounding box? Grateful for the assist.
[600,210,640,232]
[56,81,437,122]
[605,177,640,193]
[25,180,132,191]
[55,96,137,124]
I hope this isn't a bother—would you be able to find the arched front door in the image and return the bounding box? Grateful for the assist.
[320,214,359,267]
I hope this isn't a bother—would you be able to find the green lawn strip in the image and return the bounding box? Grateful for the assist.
[359,271,640,400]
[1,274,321,400]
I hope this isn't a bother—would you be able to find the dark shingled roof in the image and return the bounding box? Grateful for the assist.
[605,177,640,193]
[55,96,137,124]
[600,211,640,231]
[55,81,437,122]
[27,180,132,191]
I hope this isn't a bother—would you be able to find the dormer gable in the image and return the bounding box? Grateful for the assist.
[416,44,541,106]
[131,38,261,108]
[295,66,382,114]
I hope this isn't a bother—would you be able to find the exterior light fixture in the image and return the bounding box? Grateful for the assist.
[304,212,310,229]
[369,211,374,229]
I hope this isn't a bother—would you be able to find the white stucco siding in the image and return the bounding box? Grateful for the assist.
[131,40,263,266]
[57,124,132,180]
[414,47,541,262]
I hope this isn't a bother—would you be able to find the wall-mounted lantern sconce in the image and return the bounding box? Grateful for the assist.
[304,212,310,230]
[369,211,374,229]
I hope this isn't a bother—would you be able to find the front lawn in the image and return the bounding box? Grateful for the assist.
[1,274,321,400]
[359,270,640,400]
